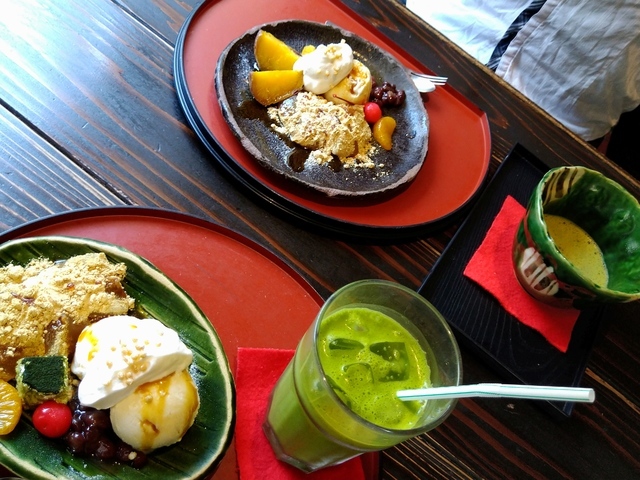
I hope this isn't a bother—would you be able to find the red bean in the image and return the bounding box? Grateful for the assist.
[369,78,406,107]
[60,397,147,469]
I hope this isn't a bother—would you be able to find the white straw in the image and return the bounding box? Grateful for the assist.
[397,383,595,403]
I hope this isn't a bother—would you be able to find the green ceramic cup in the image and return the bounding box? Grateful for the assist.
[513,166,640,308]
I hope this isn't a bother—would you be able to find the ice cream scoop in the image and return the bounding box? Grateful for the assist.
[293,41,354,94]
[110,369,200,452]
[71,315,193,410]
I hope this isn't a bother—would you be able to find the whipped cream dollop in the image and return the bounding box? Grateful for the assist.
[293,41,354,94]
[71,315,193,410]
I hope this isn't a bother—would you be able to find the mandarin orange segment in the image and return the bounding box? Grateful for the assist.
[0,380,22,435]
[372,116,396,150]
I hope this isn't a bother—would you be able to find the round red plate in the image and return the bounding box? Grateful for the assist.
[174,0,491,240]
[0,207,379,479]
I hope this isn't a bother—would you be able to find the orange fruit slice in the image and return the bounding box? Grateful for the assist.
[254,30,301,71]
[249,70,303,106]
[0,380,22,435]
[372,116,397,151]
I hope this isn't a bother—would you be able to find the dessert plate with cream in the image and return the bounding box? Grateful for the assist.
[174,2,491,241]
[215,20,429,198]
[0,236,234,480]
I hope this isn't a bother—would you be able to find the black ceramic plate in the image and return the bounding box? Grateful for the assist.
[215,20,429,198]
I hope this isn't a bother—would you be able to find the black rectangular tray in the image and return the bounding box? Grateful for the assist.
[419,144,605,418]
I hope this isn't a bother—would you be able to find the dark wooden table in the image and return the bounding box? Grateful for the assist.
[1,0,639,479]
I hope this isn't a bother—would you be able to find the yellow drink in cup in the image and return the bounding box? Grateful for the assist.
[263,280,462,472]
[513,166,640,307]
[544,214,608,287]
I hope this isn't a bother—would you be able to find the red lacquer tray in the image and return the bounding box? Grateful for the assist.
[0,208,379,479]
[174,0,491,241]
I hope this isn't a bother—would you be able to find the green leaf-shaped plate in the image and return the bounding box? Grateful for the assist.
[0,235,235,480]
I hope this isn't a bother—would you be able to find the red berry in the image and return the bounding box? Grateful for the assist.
[363,102,382,124]
[32,400,72,438]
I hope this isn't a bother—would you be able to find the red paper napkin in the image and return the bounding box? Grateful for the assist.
[235,347,366,480]
[462,195,580,352]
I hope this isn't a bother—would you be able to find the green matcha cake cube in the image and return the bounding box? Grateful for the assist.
[15,355,72,409]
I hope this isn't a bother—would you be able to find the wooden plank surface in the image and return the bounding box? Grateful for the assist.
[0,104,127,229]
[342,0,640,193]
[0,0,638,479]
[0,0,440,299]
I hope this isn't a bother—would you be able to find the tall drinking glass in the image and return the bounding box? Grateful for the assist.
[263,279,462,472]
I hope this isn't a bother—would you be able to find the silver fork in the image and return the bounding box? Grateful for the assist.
[409,71,448,92]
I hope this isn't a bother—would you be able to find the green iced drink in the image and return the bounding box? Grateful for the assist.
[264,280,461,473]
[317,307,431,429]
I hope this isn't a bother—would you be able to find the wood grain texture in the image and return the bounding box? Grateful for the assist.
[0,0,436,300]
[342,0,640,194]
[0,0,638,479]
[0,104,127,228]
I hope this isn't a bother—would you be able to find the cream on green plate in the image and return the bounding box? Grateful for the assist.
[0,236,235,480]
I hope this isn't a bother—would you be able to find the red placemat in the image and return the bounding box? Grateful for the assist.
[235,347,366,480]
[463,195,580,352]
